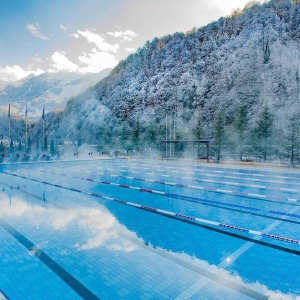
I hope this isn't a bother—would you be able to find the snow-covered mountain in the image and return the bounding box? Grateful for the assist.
[24,0,300,161]
[0,80,8,90]
[0,69,111,119]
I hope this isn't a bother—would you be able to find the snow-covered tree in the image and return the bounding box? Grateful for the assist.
[10,139,14,153]
[132,121,141,150]
[193,114,203,140]
[234,105,248,160]
[27,136,32,153]
[255,104,274,161]
[50,139,55,155]
[284,114,300,165]
[0,141,4,152]
[213,111,225,161]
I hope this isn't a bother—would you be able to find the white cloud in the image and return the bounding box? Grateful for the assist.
[0,65,44,81]
[107,29,137,38]
[78,49,118,73]
[72,33,80,38]
[47,47,117,74]
[75,29,119,53]
[27,23,49,40]
[68,29,119,73]
[125,47,135,52]
[122,36,132,42]
[50,51,78,72]
[59,24,72,31]
[107,29,138,41]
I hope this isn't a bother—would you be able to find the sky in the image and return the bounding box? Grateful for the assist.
[0,0,266,82]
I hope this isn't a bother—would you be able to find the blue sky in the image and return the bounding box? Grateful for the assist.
[0,0,265,81]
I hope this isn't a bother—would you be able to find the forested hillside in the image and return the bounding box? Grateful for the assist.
[34,0,300,162]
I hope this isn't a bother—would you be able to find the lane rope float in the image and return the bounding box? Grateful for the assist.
[124,162,300,187]
[2,170,300,248]
[11,168,300,221]
[94,165,300,194]
[34,169,300,206]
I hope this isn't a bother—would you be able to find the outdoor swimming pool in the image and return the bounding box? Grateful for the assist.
[0,159,299,299]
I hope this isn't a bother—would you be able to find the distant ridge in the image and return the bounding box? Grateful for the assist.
[0,68,111,120]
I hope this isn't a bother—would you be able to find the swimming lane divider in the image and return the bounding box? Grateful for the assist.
[139,165,300,187]
[134,161,300,180]
[127,162,300,186]
[23,170,300,224]
[33,170,261,211]
[96,166,300,194]
[3,171,300,249]
[38,169,300,207]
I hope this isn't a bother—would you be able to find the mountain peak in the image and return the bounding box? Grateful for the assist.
[0,68,112,120]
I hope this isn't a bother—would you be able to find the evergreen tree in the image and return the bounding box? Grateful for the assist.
[36,140,39,152]
[18,140,22,151]
[10,140,14,153]
[263,40,271,64]
[50,139,55,155]
[286,115,300,165]
[214,111,225,161]
[234,105,248,161]
[183,84,197,109]
[132,121,141,150]
[27,136,32,153]
[145,123,157,147]
[78,138,82,148]
[44,136,48,151]
[194,114,203,140]
[255,104,274,161]
[0,141,4,153]
[120,123,129,148]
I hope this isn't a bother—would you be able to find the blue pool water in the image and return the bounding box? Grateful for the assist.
[0,159,300,299]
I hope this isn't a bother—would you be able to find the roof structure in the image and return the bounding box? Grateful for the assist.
[78,143,95,153]
[161,140,211,162]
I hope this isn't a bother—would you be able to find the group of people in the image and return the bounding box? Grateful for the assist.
[73,152,93,157]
